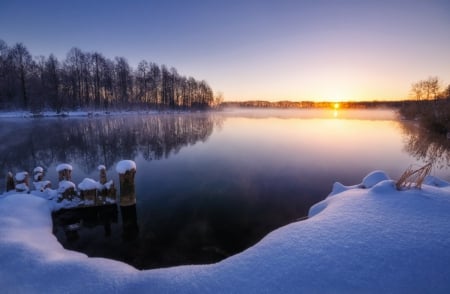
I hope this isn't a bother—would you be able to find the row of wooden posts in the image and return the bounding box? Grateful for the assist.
[5,161,137,207]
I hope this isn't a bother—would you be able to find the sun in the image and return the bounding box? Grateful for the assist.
[333,103,340,110]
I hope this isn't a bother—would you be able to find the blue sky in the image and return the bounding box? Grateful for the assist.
[1,0,449,101]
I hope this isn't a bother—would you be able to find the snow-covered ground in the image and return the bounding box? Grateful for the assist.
[1,171,449,293]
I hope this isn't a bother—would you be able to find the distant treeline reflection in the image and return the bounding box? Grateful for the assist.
[0,114,219,174]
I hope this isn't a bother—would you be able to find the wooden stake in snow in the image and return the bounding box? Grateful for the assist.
[97,165,116,202]
[15,171,29,192]
[116,160,136,206]
[6,172,15,192]
[98,165,107,185]
[57,163,73,182]
[33,166,44,182]
[78,178,99,205]
[57,180,77,202]
[32,167,51,192]
[56,164,76,202]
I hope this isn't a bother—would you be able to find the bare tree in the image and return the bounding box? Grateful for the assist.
[10,43,33,109]
[0,41,216,111]
[45,54,62,112]
[411,81,424,100]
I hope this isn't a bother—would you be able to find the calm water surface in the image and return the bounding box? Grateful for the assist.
[1,109,449,269]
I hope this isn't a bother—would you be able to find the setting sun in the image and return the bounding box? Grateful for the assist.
[333,103,340,110]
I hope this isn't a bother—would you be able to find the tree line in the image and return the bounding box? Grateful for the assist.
[400,76,450,134]
[222,100,403,109]
[0,40,216,112]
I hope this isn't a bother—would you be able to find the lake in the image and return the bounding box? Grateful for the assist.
[1,108,449,269]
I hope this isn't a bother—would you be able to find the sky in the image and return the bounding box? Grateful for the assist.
[1,0,449,102]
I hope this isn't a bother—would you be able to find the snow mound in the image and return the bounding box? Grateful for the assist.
[116,160,136,174]
[98,165,106,171]
[424,175,450,187]
[329,170,391,197]
[361,170,390,188]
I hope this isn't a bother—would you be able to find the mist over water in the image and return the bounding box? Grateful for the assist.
[1,109,449,269]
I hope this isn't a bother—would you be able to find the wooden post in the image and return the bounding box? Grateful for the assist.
[98,165,107,185]
[15,171,29,192]
[56,164,75,201]
[57,180,77,202]
[6,172,15,192]
[33,166,44,181]
[97,165,116,203]
[32,166,51,192]
[103,181,117,203]
[57,163,73,181]
[116,160,137,206]
[78,178,99,205]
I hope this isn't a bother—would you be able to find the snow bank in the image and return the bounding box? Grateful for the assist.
[1,171,450,293]
[116,160,136,174]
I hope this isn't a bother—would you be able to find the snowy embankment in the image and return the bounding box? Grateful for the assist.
[1,171,450,293]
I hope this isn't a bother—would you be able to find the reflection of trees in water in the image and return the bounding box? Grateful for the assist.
[401,121,450,169]
[0,114,219,174]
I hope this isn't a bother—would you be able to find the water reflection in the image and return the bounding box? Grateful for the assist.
[52,205,118,243]
[121,205,139,241]
[0,114,218,185]
[400,122,450,170]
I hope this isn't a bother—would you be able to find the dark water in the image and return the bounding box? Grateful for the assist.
[1,109,449,270]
